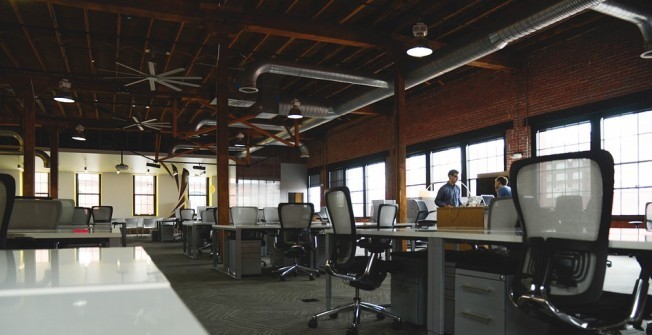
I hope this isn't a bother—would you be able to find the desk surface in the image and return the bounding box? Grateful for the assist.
[0,247,208,334]
[352,227,652,250]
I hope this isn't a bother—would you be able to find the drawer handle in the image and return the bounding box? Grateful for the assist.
[461,284,492,293]
[461,311,492,324]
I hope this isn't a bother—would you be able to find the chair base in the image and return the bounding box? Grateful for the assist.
[309,288,402,334]
[273,262,319,280]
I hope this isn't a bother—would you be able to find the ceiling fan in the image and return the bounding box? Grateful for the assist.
[122,115,171,131]
[106,61,202,92]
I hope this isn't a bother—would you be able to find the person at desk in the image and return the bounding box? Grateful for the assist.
[435,169,462,207]
[495,176,512,197]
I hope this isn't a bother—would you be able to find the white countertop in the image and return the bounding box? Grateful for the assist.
[0,247,208,334]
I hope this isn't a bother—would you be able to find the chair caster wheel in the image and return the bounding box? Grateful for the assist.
[309,275,314,280]
[329,313,338,319]
[308,319,318,328]
[346,327,358,335]
[392,319,402,330]
[376,313,385,320]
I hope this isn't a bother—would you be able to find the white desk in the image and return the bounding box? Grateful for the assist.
[0,246,208,334]
[325,227,652,335]
[7,229,123,248]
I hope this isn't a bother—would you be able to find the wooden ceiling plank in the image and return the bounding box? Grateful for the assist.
[9,0,47,71]
[47,3,72,74]
[32,0,202,24]
[163,22,186,73]
[83,9,97,76]
[139,18,155,73]
[240,120,294,147]
[0,41,22,68]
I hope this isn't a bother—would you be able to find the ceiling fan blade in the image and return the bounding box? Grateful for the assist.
[123,124,138,129]
[160,79,200,88]
[148,61,156,76]
[141,119,158,123]
[148,78,156,91]
[158,67,185,77]
[132,116,140,122]
[102,76,147,80]
[163,76,202,80]
[124,78,149,87]
[116,62,147,76]
[154,79,182,91]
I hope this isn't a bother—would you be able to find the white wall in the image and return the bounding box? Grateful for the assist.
[280,163,307,202]
[0,170,21,195]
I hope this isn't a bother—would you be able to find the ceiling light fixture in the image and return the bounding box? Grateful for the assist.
[406,22,433,58]
[115,149,129,174]
[54,79,75,103]
[193,164,206,171]
[287,99,303,119]
[234,132,246,147]
[146,162,161,168]
[72,124,86,141]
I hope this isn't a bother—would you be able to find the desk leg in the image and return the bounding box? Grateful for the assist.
[325,233,332,310]
[428,237,445,335]
[121,223,126,247]
[212,227,218,267]
[235,228,242,279]
[191,225,199,258]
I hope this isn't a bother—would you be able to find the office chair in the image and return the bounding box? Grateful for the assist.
[308,187,401,335]
[71,207,92,227]
[0,174,16,249]
[509,150,651,333]
[91,206,113,231]
[272,203,320,281]
[414,199,436,227]
[197,207,215,254]
[316,207,330,223]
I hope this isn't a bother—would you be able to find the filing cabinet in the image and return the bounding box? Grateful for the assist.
[454,269,549,335]
[227,239,262,275]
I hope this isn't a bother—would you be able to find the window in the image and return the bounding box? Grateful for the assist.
[35,172,49,197]
[365,162,386,217]
[406,154,426,198]
[134,175,156,216]
[602,111,652,215]
[188,176,208,213]
[537,121,591,156]
[235,179,281,208]
[329,168,345,188]
[466,138,505,192]
[346,167,364,217]
[77,173,100,208]
[308,172,321,210]
[430,147,462,194]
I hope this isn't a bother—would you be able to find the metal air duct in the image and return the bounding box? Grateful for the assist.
[592,0,652,58]
[238,60,389,93]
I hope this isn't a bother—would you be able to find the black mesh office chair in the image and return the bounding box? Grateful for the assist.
[414,199,436,227]
[0,174,16,249]
[91,206,113,231]
[509,150,651,333]
[71,207,92,227]
[308,187,401,335]
[272,203,320,281]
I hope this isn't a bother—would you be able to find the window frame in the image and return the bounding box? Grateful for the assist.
[76,173,101,208]
[133,175,156,216]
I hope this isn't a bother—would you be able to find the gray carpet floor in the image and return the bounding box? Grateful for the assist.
[129,236,649,335]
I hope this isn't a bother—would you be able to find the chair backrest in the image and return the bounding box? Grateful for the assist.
[510,150,614,310]
[142,218,157,229]
[487,197,519,231]
[230,206,258,226]
[377,204,397,228]
[317,207,329,223]
[0,174,16,249]
[202,207,216,223]
[646,202,652,231]
[325,187,357,267]
[414,200,430,222]
[9,199,63,229]
[262,207,280,222]
[278,203,314,248]
[91,206,113,223]
[180,208,195,221]
[71,207,91,226]
[57,199,76,226]
[125,217,142,229]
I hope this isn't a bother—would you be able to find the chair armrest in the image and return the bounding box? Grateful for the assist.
[324,260,357,281]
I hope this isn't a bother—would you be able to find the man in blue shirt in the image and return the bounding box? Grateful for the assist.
[495,176,512,197]
[435,169,462,207]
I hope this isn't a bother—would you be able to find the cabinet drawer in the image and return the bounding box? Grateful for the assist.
[455,303,505,335]
[455,274,505,310]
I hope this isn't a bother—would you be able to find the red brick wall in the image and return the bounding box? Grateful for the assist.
[307,21,652,172]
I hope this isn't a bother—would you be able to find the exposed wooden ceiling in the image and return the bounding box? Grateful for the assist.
[0,0,623,162]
